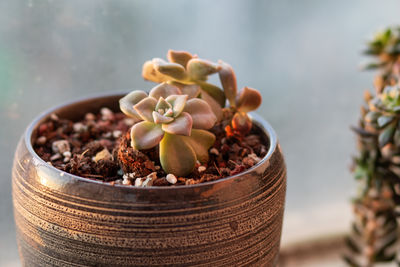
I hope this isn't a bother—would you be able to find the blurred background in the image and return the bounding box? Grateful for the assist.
[1,0,400,266]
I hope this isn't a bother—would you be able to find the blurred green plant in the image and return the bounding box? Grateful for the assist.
[345,27,400,267]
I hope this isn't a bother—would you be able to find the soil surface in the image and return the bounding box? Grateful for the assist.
[33,108,269,186]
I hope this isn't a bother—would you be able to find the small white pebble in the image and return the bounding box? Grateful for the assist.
[85,113,96,121]
[37,136,47,145]
[123,178,132,185]
[113,130,122,139]
[166,174,177,184]
[142,177,154,187]
[63,157,70,163]
[100,107,114,120]
[103,132,112,139]
[134,178,143,187]
[50,113,59,121]
[114,179,123,185]
[93,148,112,163]
[210,148,219,156]
[63,151,72,158]
[198,166,206,172]
[50,153,61,161]
[221,137,227,144]
[73,122,87,132]
[52,140,70,154]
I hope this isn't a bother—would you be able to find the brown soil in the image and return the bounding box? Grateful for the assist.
[33,108,269,186]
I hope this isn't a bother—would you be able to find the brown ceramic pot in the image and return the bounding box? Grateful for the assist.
[12,93,286,267]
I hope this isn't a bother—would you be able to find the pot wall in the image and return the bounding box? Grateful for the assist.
[12,94,286,267]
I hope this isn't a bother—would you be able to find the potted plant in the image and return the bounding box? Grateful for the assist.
[12,50,286,266]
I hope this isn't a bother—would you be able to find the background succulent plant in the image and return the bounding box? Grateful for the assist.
[218,61,262,136]
[120,82,216,176]
[142,50,226,120]
[345,27,400,267]
[363,27,400,92]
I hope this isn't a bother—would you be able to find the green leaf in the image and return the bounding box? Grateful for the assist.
[378,123,396,147]
[162,112,193,136]
[130,122,164,150]
[377,115,394,128]
[159,133,196,176]
[183,129,215,163]
[364,111,380,123]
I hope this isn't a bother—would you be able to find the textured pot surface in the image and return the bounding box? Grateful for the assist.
[12,94,286,267]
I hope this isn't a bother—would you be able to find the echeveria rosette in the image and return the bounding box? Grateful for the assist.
[218,61,262,136]
[142,50,226,120]
[119,83,217,176]
[364,86,400,148]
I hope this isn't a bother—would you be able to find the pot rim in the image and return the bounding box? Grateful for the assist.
[24,92,279,190]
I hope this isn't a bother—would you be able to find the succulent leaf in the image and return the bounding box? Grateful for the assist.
[184,98,217,129]
[197,81,226,107]
[180,84,201,99]
[378,123,396,147]
[198,90,223,122]
[187,58,221,80]
[152,111,174,124]
[155,96,172,112]
[183,129,216,163]
[119,90,148,120]
[377,115,395,128]
[167,50,193,67]
[162,112,193,136]
[149,82,182,99]
[142,60,169,83]
[232,112,252,134]
[166,94,188,117]
[133,97,157,122]
[159,133,196,176]
[237,87,262,113]
[130,121,164,150]
[218,60,237,107]
[152,58,187,80]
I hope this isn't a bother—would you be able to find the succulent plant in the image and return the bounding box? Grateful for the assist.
[142,50,226,120]
[218,61,262,136]
[363,27,400,92]
[345,27,400,266]
[120,82,216,176]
